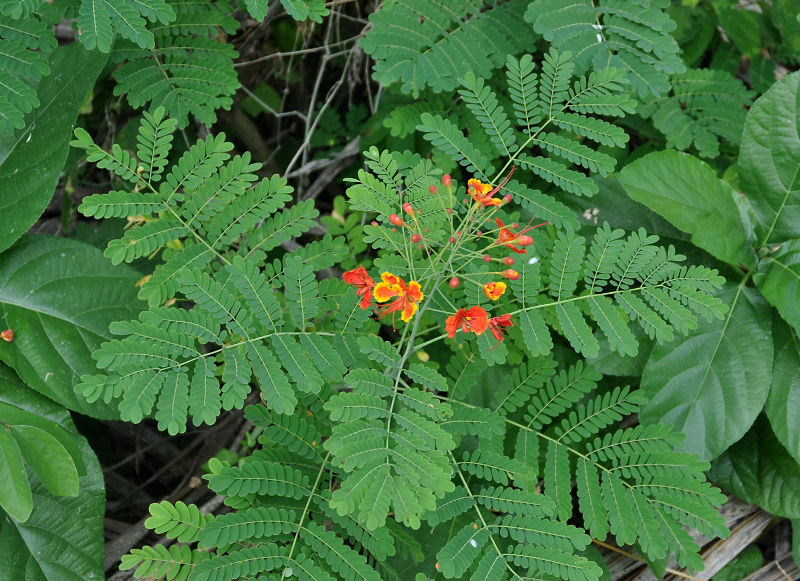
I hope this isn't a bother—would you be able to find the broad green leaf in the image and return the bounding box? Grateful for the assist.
[765,318,800,465]
[739,70,800,245]
[640,283,772,461]
[11,425,79,498]
[710,415,800,519]
[0,43,109,254]
[0,363,83,521]
[794,519,800,569]
[714,0,762,58]
[0,363,105,579]
[618,150,754,268]
[0,423,31,521]
[713,546,763,581]
[754,240,800,332]
[0,236,144,418]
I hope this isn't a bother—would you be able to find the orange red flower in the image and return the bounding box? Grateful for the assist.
[487,314,513,350]
[494,218,547,254]
[446,306,489,338]
[483,281,506,301]
[468,167,516,207]
[374,272,423,324]
[468,179,502,207]
[342,265,376,310]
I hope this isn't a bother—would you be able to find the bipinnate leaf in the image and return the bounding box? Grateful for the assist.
[640,283,772,461]
[0,236,144,419]
[0,43,108,254]
[710,415,800,519]
[618,150,755,268]
[739,70,800,245]
[0,363,105,579]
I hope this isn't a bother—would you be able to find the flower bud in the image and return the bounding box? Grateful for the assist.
[418,244,424,249]
[442,174,452,186]
[1,329,14,342]
[429,185,438,194]
[446,208,453,214]
[411,233,421,243]
[449,277,460,289]
[476,230,483,236]
[403,202,414,215]
[424,227,429,232]
[503,256,515,266]
[483,254,492,263]
[448,236,456,244]
[503,269,520,280]
[517,235,534,246]
[371,220,378,227]
[503,194,513,203]
[389,213,404,226]
[391,227,397,233]
[512,222,519,230]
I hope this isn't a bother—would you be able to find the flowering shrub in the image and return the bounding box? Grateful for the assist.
[79,93,730,579]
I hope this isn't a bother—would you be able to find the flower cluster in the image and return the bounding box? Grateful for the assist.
[342,168,548,352]
[342,268,423,328]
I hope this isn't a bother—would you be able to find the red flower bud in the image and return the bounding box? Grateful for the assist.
[483,254,492,263]
[411,233,421,243]
[503,194,513,203]
[449,277,460,289]
[429,185,438,194]
[446,208,453,214]
[371,220,378,227]
[417,244,424,249]
[424,227,429,232]
[403,202,414,215]
[503,256,515,266]
[512,222,519,230]
[389,213,404,226]
[517,235,534,246]
[448,236,456,244]
[391,227,397,233]
[442,174,452,186]
[477,230,483,236]
[503,269,519,280]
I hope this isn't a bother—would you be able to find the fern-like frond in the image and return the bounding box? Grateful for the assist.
[119,544,209,580]
[526,0,684,97]
[279,0,328,23]
[360,0,529,96]
[459,72,518,158]
[0,7,56,133]
[145,500,213,542]
[639,68,754,157]
[112,3,238,128]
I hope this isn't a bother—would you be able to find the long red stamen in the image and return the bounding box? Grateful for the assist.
[488,166,516,196]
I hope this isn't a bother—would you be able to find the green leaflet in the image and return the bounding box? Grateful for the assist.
[640,283,773,461]
[618,150,756,269]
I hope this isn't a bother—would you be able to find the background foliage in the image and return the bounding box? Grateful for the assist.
[1,0,800,580]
